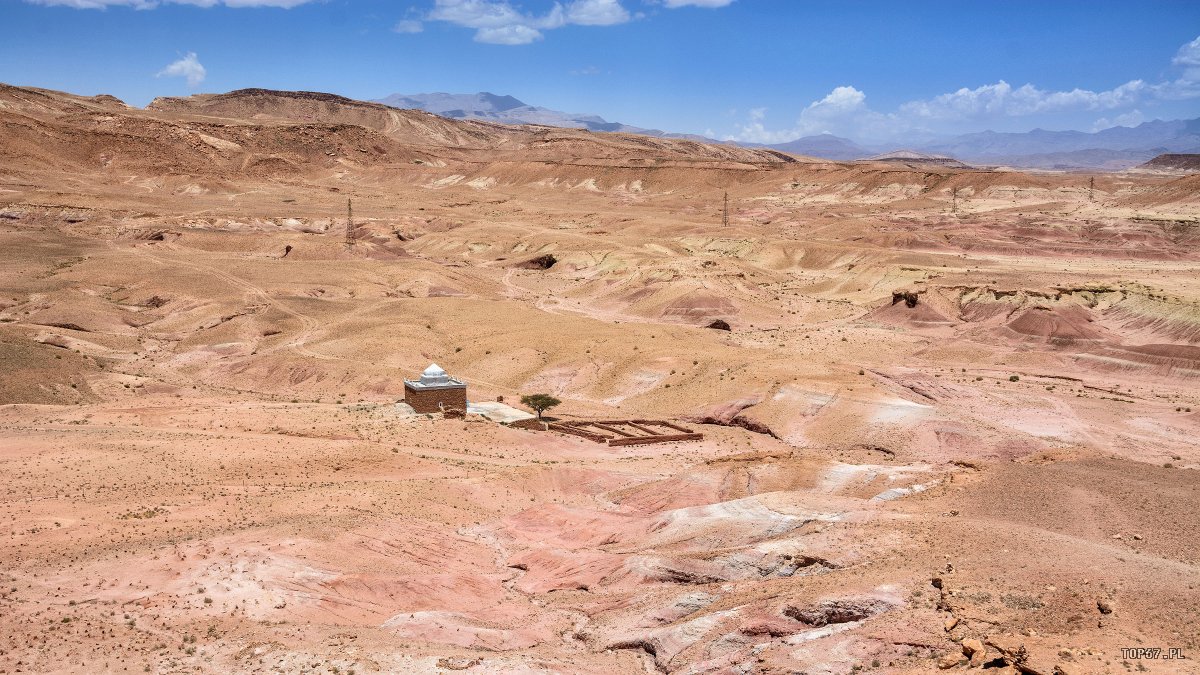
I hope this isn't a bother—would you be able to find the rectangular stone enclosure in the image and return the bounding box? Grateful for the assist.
[547,420,703,446]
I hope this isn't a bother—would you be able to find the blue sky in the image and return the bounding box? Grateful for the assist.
[2,0,1199,143]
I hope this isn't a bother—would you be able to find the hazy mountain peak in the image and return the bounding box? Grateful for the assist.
[762,134,871,161]
[377,91,530,115]
[920,116,1200,169]
[374,90,711,141]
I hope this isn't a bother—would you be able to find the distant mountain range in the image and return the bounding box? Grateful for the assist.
[377,91,1200,170]
[921,118,1200,170]
[756,120,1200,169]
[758,134,870,161]
[374,91,708,141]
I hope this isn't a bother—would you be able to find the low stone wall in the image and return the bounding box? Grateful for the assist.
[607,433,704,447]
[546,423,609,443]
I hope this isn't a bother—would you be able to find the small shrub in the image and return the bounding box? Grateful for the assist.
[520,393,561,419]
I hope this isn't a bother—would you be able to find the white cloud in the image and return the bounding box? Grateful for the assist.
[1173,36,1200,69]
[476,24,544,44]
[663,0,734,7]
[566,0,628,25]
[729,86,888,143]
[728,34,1200,144]
[897,79,1146,121]
[393,19,424,33]
[156,52,206,87]
[27,0,313,7]
[429,0,530,28]
[426,0,630,44]
[807,86,867,115]
[219,0,310,5]
[1092,109,1145,132]
[1156,36,1200,100]
[416,0,721,45]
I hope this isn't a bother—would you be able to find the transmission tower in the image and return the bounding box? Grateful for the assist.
[1088,176,1095,202]
[951,187,958,213]
[345,198,353,247]
[722,191,729,227]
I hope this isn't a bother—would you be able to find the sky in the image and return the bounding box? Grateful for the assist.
[2,0,1199,144]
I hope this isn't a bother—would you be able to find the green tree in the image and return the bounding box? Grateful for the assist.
[521,393,561,419]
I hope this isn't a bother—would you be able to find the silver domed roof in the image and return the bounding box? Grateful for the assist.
[419,363,450,385]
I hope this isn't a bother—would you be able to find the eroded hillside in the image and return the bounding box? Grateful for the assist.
[1,84,1198,675]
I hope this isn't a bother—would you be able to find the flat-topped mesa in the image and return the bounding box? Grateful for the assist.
[403,363,467,414]
[1135,153,1200,173]
[862,149,971,168]
[147,88,376,113]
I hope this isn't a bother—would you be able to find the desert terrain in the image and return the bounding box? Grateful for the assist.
[1,84,1199,674]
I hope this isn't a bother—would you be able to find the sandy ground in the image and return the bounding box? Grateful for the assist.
[1,85,1199,674]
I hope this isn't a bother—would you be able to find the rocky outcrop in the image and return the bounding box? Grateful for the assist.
[517,254,557,270]
[783,597,893,627]
[892,288,923,308]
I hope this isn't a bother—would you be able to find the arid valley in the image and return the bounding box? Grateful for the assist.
[1,84,1199,674]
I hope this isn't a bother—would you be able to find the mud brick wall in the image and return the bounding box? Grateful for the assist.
[404,384,467,414]
[607,433,704,447]
[547,423,610,443]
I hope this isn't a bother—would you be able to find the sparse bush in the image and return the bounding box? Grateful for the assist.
[120,507,166,520]
[1009,375,1020,382]
[520,393,561,419]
